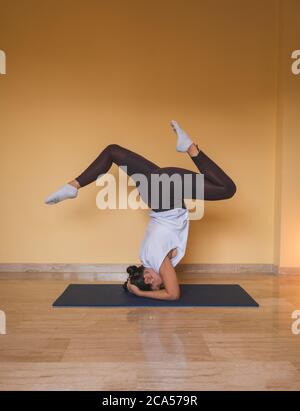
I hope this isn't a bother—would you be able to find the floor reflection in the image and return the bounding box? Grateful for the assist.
[127,309,187,364]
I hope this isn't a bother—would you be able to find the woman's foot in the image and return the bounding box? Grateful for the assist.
[44,183,78,205]
[170,120,193,152]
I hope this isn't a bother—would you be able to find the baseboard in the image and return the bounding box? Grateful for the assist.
[178,263,277,274]
[277,266,300,275]
[0,262,277,276]
[0,263,131,273]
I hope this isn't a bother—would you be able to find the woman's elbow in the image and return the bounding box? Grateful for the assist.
[167,291,180,301]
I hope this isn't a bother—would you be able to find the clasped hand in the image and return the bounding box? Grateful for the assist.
[126,281,142,296]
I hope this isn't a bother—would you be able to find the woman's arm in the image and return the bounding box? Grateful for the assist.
[127,256,180,300]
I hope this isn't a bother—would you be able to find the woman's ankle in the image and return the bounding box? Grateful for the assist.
[187,143,200,157]
[68,179,81,189]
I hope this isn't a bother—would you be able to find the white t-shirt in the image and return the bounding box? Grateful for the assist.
[139,207,190,273]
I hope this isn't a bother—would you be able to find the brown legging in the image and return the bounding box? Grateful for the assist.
[75,144,236,211]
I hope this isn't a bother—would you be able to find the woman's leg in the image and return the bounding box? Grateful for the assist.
[152,144,236,206]
[188,143,237,200]
[74,144,159,187]
[168,121,236,201]
[45,144,159,205]
[45,126,236,205]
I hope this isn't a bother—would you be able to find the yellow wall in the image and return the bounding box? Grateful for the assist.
[0,0,295,268]
[275,0,300,270]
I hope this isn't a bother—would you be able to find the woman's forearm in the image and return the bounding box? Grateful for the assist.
[138,288,179,301]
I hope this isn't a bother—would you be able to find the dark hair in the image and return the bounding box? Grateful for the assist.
[123,265,152,292]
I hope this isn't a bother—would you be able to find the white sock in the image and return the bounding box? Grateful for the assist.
[44,183,78,205]
[170,120,193,152]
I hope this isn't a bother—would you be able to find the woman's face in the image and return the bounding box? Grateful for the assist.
[143,268,163,290]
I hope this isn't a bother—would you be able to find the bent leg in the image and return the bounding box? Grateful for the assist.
[154,149,236,203]
[45,144,159,206]
[191,149,237,200]
[75,144,159,187]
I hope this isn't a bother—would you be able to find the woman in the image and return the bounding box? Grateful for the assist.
[45,120,236,300]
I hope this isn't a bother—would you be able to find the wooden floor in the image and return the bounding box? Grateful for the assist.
[0,272,300,391]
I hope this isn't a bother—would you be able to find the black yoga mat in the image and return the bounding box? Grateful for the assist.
[53,284,259,307]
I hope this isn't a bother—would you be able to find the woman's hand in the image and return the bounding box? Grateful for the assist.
[127,281,143,296]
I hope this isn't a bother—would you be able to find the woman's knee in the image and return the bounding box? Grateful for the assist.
[224,181,237,199]
[104,144,125,159]
[106,143,122,153]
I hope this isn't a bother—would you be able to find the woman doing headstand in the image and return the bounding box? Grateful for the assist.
[45,121,236,300]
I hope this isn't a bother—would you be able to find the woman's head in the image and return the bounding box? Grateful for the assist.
[124,265,163,291]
